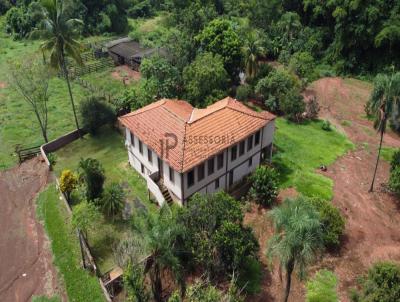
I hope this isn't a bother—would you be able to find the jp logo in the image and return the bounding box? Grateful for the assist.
[160,133,178,159]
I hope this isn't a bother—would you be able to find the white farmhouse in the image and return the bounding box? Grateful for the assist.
[118,97,276,205]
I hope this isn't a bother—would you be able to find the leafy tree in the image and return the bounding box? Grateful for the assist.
[195,18,243,78]
[36,0,83,134]
[124,263,150,302]
[267,196,323,302]
[183,52,228,107]
[5,6,33,38]
[78,0,128,34]
[100,182,125,220]
[365,72,400,192]
[280,91,306,122]
[78,158,105,201]
[178,192,258,279]
[249,166,279,207]
[352,262,400,302]
[255,68,302,116]
[307,198,345,249]
[306,269,338,302]
[214,221,259,272]
[71,200,102,240]
[140,55,180,98]
[9,58,51,143]
[119,78,159,111]
[235,84,253,102]
[59,169,78,202]
[79,96,116,135]
[131,205,185,302]
[289,51,316,83]
[242,31,265,80]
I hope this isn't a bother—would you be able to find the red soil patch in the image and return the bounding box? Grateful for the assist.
[0,157,62,302]
[111,65,141,84]
[0,81,7,89]
[246,77,400,302]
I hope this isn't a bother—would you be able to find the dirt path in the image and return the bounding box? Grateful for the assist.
[246,77,400,301]
[0,157,61,302]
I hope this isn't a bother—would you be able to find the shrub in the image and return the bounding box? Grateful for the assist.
[389,166,400,194]
[236,84,253,101]
[59,170,78,202]
[305,96,320,119]
[306,269,338,302]
[390,149,400,171]
[71,201,102,240]
[47,153,57,168]
[322,120,332,131]
[249,166,279,207]
[308,198,345,248]
[79,96,116,135]
[100,182,125,219]
[289,51,316,84]
[352,262,400,302]
[78,158,105,201]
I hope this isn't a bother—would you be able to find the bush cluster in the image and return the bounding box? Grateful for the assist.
[249,166,279,207]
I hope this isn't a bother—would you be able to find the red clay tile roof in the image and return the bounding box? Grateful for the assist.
[119,97,275,173]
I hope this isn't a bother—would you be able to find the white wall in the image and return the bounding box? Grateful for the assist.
[126,128,158,176]
[162,161,182,200]
[262,121,275,148]
[146,174,165,206]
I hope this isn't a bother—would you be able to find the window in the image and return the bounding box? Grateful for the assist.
[231,145,237,161]
[255,130,261,146]
[148,149,152,163]
[247,135,253,151]
[208,158,214,175]
[169,167,175,183]
[130,132,135,146]
[141,163,144,174]
[215,178,220,189]
[187,170,194,187]
[198,163,205,181]
[139,140,143,154]
[239,140,245,156]
[229,170,234,186]
[217,153,224,170]
[248,156,253,167]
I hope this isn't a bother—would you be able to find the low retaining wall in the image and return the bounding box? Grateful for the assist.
[41,129,86,168]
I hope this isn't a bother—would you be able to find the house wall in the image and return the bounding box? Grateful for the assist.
[126,128,158,176]
[125,119,275,204]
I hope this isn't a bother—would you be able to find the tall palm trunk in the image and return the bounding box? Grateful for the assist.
[283,259,295,302]
[151,263,163,302]
[369,125,385,192]
[60,52,81,136]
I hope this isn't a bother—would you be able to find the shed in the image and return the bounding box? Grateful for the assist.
[106,37,167,71]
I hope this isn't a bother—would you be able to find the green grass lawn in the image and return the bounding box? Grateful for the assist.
[273,118,354,200]
[53,126,156,273]
[0,16,91,170]
[36,185,105,302]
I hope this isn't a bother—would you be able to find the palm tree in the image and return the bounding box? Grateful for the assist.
[267,196,323,302]
[131,205,185,302]
[36,0,83,133]
[101,182,125,220]
[242,32,265,80]
[367,72,400,192]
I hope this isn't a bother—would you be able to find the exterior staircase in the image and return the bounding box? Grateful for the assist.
[157,179,173,204]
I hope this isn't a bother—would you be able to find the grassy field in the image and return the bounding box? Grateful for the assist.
[53,126,155,272]
[0,16,91,170]
[273,118,354,200]
[36,185,105,302]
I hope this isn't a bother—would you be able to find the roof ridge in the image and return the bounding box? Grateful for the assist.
[187,98,231,124]
[180,123,188,172]
[226,101,271,120]
[162,104,190,123]
[121,100,166,118]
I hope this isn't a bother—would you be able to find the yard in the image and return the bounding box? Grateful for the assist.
[53,126,156,273]
[273,118,354,200]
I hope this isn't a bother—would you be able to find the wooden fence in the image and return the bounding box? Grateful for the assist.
[68,57,115,78]
[15,145,41,163]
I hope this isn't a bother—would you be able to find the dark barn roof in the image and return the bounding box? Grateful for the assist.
[106,38,167,61]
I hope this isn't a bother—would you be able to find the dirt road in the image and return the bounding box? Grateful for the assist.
[0,157,60,302]
[246,77,400,301]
